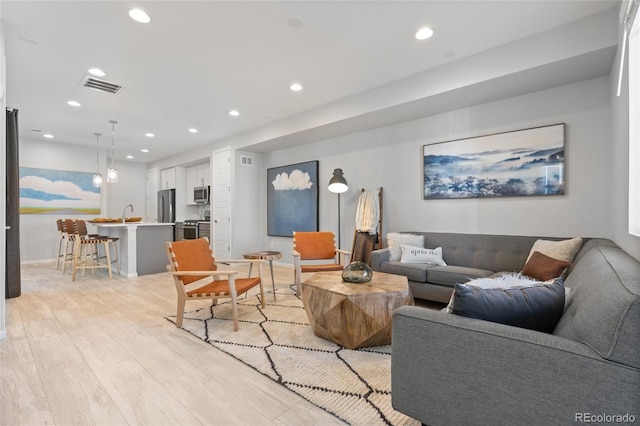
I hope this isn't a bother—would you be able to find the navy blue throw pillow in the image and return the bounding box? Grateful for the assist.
[451,278,565,333]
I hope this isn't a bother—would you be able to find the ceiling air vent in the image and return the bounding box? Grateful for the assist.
[240,155,254,166]
[81,75,124,94]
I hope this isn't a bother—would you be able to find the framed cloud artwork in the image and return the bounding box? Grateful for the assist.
[267,160,319,237]
[19,167,101,214]
[423,123,565,199]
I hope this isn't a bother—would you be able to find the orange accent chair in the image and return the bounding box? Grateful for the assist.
[166,237,265,330]
[292,231,350,294]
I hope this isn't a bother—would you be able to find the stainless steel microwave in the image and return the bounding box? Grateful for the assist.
[194,186,210,204]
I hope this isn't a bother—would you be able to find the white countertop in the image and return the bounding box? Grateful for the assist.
[93,222,175,227]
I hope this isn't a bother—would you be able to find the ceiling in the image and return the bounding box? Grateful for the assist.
[2,1,620,164]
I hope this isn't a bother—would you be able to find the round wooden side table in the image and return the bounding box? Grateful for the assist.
[243,251,282,300]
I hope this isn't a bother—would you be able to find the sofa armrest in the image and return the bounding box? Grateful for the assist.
[371,248,390,271]
[391,306,640,426]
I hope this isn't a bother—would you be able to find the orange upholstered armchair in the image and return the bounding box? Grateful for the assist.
[166,237,265,330]
[292,231,350,294]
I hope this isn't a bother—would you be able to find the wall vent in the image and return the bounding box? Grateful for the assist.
[81,75,124,94]
[240,155,254,166]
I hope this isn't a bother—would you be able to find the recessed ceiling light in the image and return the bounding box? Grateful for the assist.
[88,68,105,77]
[188,128,198,133]
[415,27,434,40]
[67,100,81,107]
[141,149,149,153]
[290,83,303,92]
[287,16,304,28]
[229,110,240,116]
[43,133,54,139]
[129,8,151,24]
[126,155,134,159]
[145,133,155,138]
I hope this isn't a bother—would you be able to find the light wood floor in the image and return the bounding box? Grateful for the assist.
[1,261,346,426]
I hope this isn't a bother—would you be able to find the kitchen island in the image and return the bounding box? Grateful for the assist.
[92,222,174,277]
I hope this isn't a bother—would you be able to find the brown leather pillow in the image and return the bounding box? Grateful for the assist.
[522,251,570,281]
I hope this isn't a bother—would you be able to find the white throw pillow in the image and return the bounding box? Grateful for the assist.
[387,232,424,262]
[400,244,446,265]
[526,237,583,263]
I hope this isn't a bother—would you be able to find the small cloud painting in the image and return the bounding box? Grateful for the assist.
[423,124,565,199]
[272,169,314,191]
[19,167,101,214]
[267,161,318,237]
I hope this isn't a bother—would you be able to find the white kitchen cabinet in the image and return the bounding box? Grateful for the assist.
[198,163,211,187]
[186,162,211,205]
[161,167,177,189]
[186,166,197,204]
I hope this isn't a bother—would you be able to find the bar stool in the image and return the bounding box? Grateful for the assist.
[61,219,78,274]
[56,219,71,270]
[71,220,120,281]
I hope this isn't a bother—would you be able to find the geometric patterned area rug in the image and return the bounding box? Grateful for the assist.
[165,286,419,426]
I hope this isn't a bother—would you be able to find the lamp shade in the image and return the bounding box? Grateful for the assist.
[107,120,119,183]
[106,167,118,183]
[92,173,103,187]
[328,168,348,193]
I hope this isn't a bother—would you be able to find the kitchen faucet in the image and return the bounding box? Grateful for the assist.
[122,204,134,223]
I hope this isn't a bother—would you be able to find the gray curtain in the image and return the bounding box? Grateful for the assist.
[6,108,21,298]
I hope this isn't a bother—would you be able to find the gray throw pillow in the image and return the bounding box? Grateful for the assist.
[451,278,565,333]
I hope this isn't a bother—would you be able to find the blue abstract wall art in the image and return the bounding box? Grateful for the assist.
[267,161,319,237]
[423,124,565,199]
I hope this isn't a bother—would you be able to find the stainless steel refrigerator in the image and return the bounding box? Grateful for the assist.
[157,189,176,223]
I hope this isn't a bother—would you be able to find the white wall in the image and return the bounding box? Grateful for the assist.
[262,76,624,262]
[231,150,263,257]
[19,138,147,262]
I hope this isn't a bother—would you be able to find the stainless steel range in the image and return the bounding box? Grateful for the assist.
[198,221,211,240]
[182,220,200,240]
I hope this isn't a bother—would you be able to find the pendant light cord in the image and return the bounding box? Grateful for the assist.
[109,120,117,169]
[95,132,101,171]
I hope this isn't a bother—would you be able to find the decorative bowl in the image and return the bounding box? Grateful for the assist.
[342,261,373,283]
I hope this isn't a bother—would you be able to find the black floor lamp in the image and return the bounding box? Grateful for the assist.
[328,168,348,249]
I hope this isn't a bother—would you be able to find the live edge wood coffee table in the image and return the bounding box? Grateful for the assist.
[301,270,413,349]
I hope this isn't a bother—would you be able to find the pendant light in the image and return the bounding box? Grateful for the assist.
[107,120,118,183]
[92,132,103,187]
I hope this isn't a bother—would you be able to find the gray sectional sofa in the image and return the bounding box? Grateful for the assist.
[384,235,639,425]
[371,232,579,303]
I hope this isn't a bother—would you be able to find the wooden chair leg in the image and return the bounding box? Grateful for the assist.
[294,269,302,296]
[229,278,239,331]
[176,298,186,328]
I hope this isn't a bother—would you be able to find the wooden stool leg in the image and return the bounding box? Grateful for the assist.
[71,241,81,282]
[103,241,112,279]
[112,240,120,274]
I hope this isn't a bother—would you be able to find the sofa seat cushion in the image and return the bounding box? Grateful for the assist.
[380,261,435,283]
[427,265,495,287]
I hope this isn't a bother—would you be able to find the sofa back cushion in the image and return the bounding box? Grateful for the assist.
[554,240,640,369]
[417,232,547,273]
